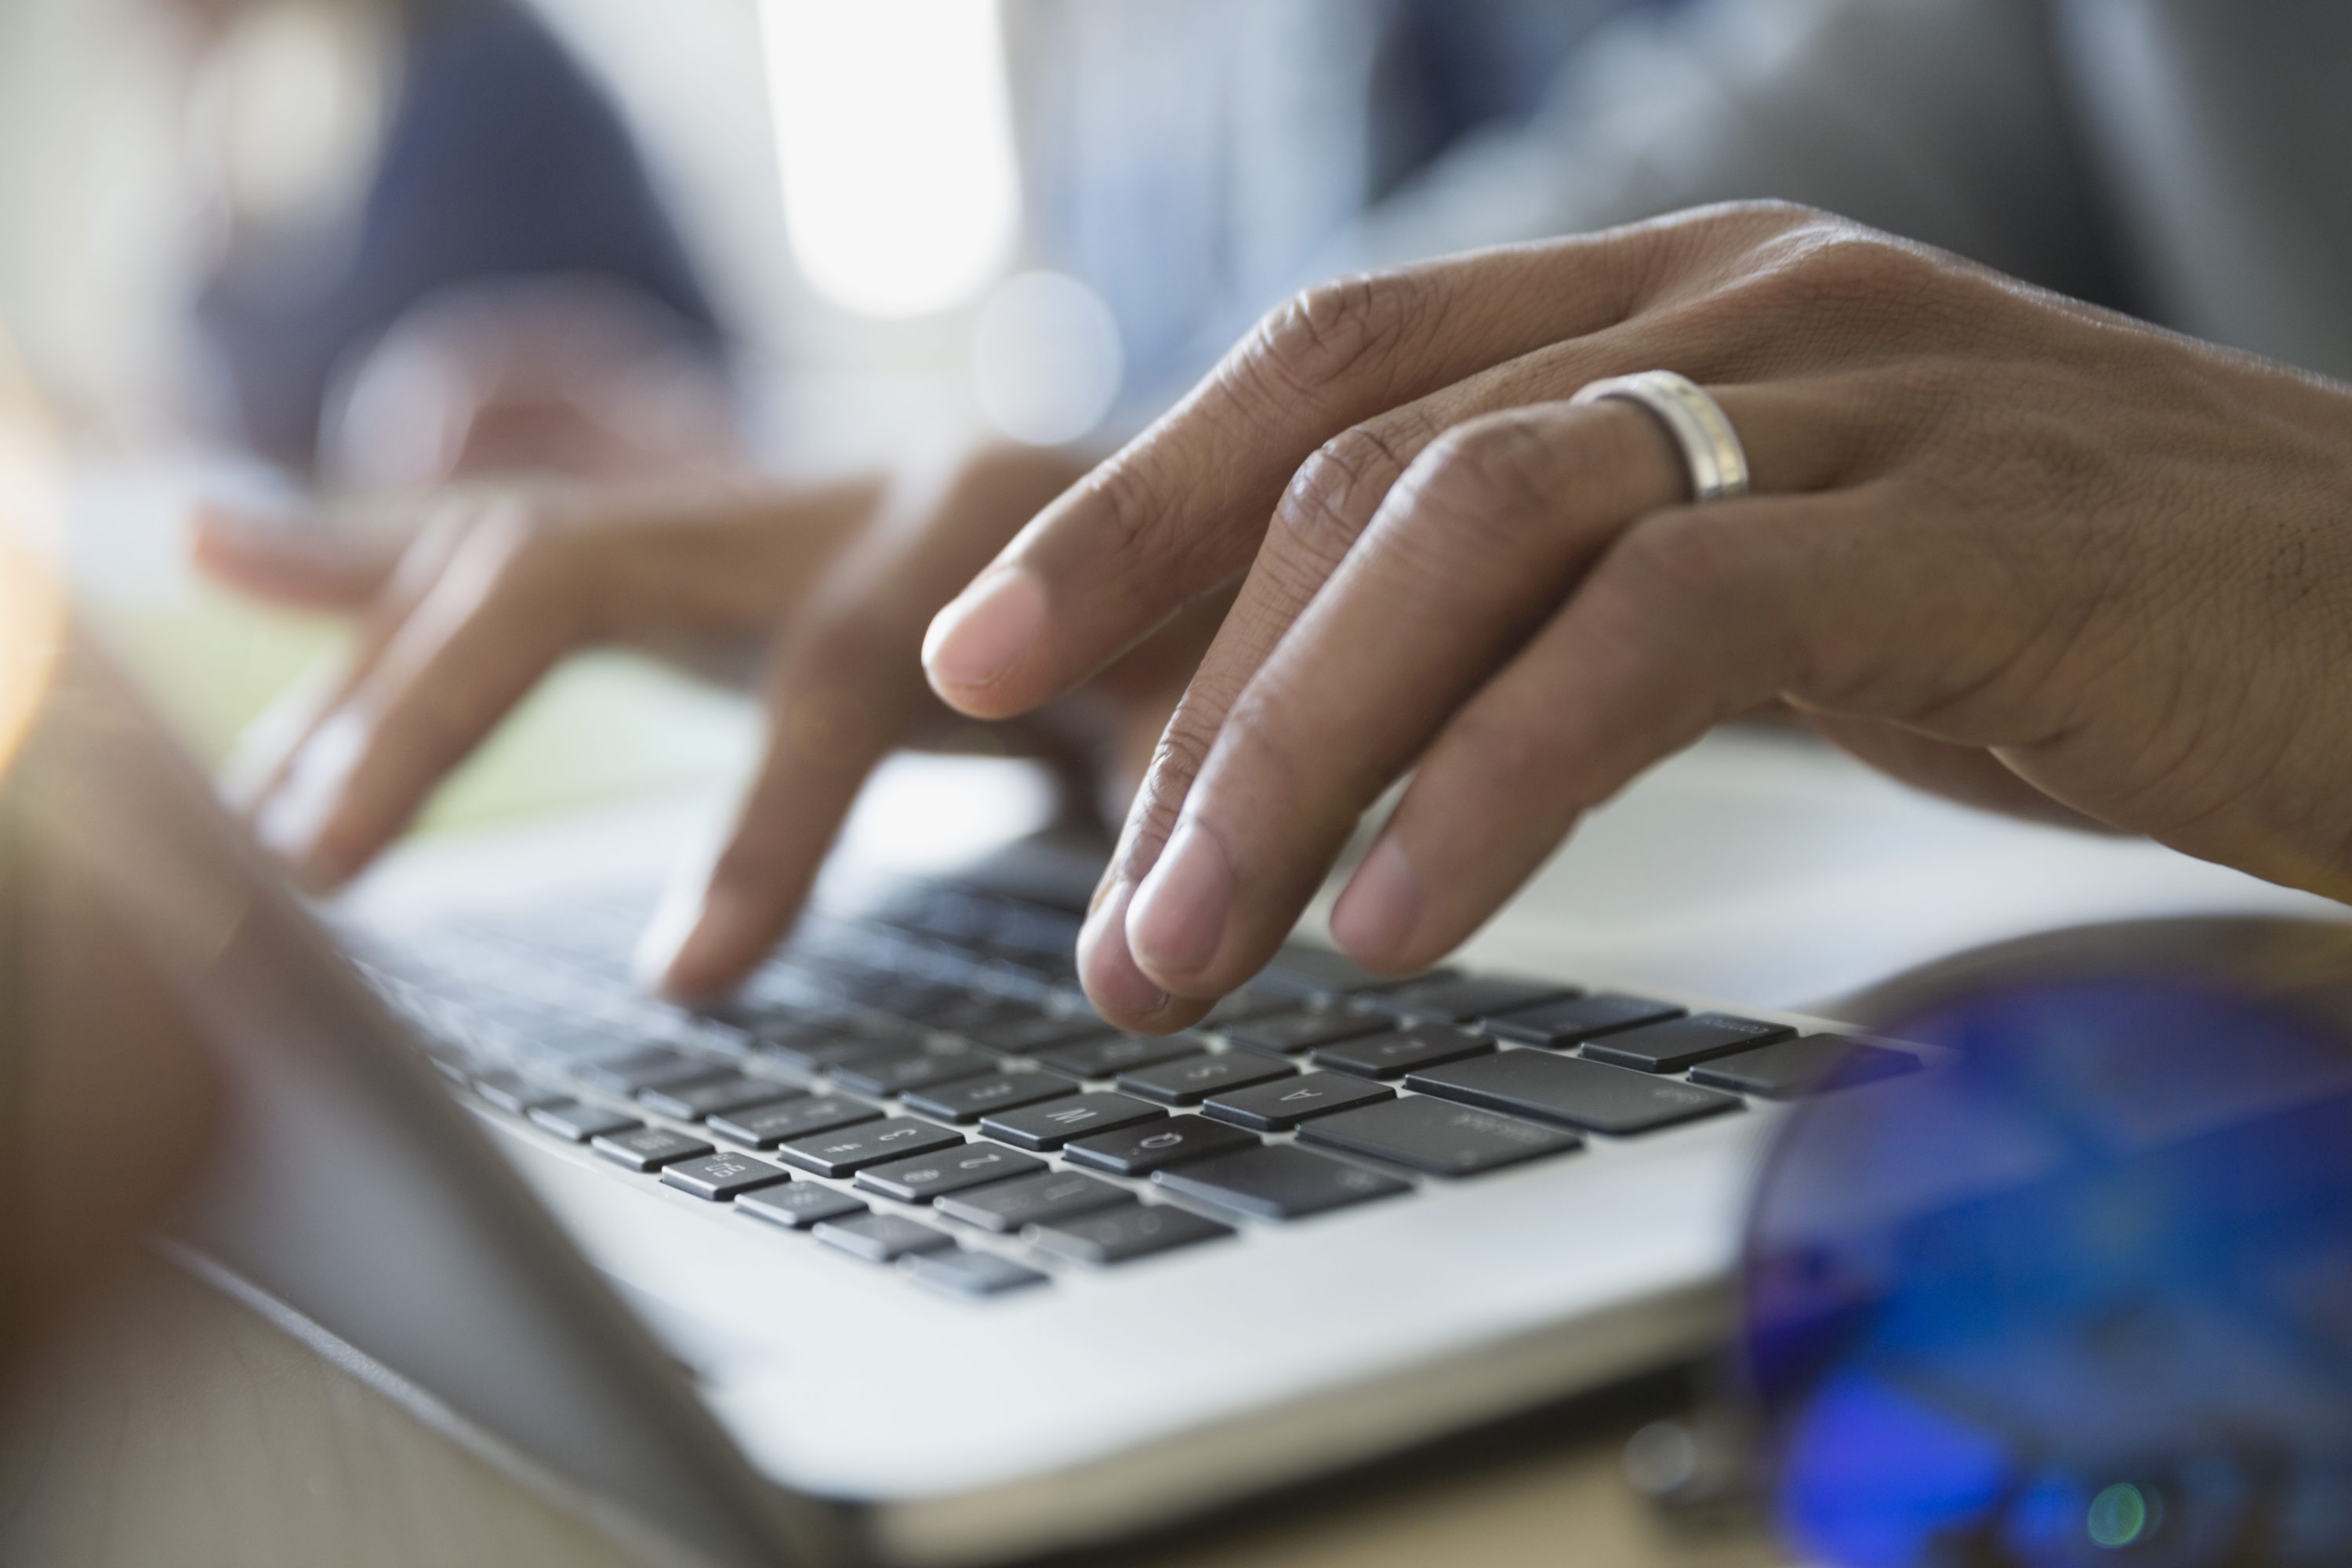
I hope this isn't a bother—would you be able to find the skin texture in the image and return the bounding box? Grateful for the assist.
[198,445,1218,997]
[918,201,2352,1033]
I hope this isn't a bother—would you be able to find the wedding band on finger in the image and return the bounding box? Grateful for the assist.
[1568,369,1751,503]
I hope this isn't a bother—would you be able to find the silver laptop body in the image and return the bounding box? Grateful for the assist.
[17,627,1883,1566]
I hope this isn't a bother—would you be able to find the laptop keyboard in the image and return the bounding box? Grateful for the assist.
[347,880,1921,1301]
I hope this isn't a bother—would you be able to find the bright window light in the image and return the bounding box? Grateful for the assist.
[758,0,1020,319]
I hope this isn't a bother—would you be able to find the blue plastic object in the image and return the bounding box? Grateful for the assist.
[1742,978,2352,1566]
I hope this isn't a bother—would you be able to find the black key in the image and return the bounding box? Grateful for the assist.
[902,1071,1083,1124]
[1062,1113,1258,1176]
[902,1249,1051,1298]
[755,1022,920,1074]
[575,1047,731,1096]
[1581,1013,1797,1073]
[527,1100,644,1142]
[1196,991,1294,1029]
[1480,993,1685,1047]
[1310,1027,1495,1080]
[1298,1095,1581,1175]
[1026,1203,1234,1265]
[1035,1032,1203,1080]
[815,1211,957,1264]
[978,1092,1166,1151]
[471,1070,571,1115]
[827,1042,998,1097]
[933,1169,1130,1233]
[637,1073,801,1121]
[1254,945,1450,1003]
[1690,1034,1922,1099]
[661,1152,792,1200]
[954,1013,1108,1055]
[855,1142,1045,1203]
[1358,976,1574,1026]
[1202,1072,1394,1131]
[891,990,1021,1032]
[1151,1145,1410,1221]
[1222,1011,1388,1056]
[707,1096,879,1149]
[591,1126,716,1172]
[1406,1051,1742,1135]
[1116,1052,1295,1105]
[778,1116,963,1178]
[738,1181,866,1231]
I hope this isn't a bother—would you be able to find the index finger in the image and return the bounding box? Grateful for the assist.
[921,232,1664,720]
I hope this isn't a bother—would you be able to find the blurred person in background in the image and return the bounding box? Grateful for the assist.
[180,2,2352,1025]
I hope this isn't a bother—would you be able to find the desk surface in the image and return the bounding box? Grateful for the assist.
[0,1253,1785,1568]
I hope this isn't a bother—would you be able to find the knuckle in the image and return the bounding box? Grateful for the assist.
[1272,419,1423,575]
[1397,416,1562,547]
[1244,270,1432,408]
[1605,506,1752,622]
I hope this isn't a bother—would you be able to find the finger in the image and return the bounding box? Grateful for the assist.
[1098,363,1889,919]
[1091,383,1857,1014]
[190,505,403,609]
[230,503,485,816]
[651,451,1081,998]
[252,506,588,887]
[1327,485,1929,971]
[923,232,1679,719]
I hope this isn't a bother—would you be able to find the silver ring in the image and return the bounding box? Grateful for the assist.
[1568,369,1750,503]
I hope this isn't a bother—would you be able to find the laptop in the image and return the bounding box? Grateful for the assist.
[12,610,1928,1566]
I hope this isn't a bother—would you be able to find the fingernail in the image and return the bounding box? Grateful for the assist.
[1077,880,1172,1021]
[1331,835,1421,966]
[1126,822,1232,981]
[923,568,1045,694]
[251,712,367,884]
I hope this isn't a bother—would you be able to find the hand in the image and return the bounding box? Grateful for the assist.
[198,446,1214,997]
[921,201,2352,1030]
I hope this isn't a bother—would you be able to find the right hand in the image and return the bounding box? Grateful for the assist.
[198,445,1219,997]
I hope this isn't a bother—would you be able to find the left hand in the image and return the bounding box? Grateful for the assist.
[920,201,2352,1031]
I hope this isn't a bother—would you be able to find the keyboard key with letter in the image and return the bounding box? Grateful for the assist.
[815,1211,957,1263]
[1151,1145,1410,1221]
[933,1170,1131,1233]
[779,1117,964,1178]
[1358,977,1573,1026]
[637,1073,801,1121]
[1298,1095,1581,1175]
[902,1070,1083,1123]
[738,1181,866,1232]
[1406,1051,1742,1135]
[1062,1114,1258,1176]
[707,1096,879,1149]
[855,1142,1045,1203]
[1202,1072,1393,1131]
[1026,1204,1234,1265]
[1310,1027,1494,1080]
[592,1126,717,1172]
[1035,1033,1203,1080]
[1479,993,1684,1047]
[978,1092,1165,1151]
[1117,1052,1295,1105]
[1578,1013,1795,1073]
[662,1152,793,1200]
[527,1100,643,1142]
[1221,1011,1388,1056]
